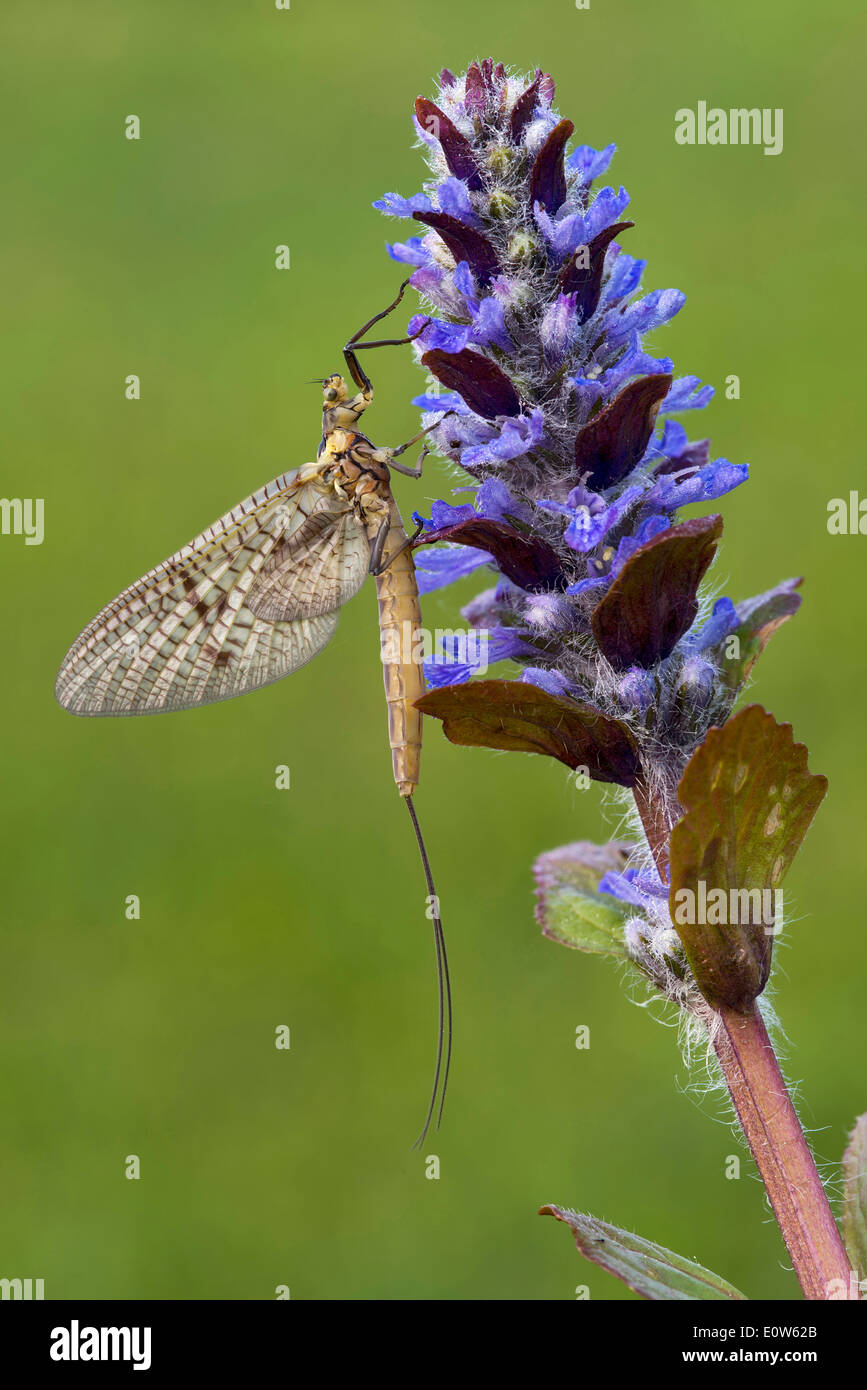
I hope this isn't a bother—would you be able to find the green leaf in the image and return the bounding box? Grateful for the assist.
[534,841,632,959]
[540,1206,748,1300]
[718,579,802,695]
[842,1113,867,1281]
[416,680,642,786]
[669,705,828,1012]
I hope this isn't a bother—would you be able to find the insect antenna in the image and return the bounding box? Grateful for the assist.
[405,794,453,1149]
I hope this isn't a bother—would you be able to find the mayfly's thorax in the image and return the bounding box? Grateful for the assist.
[318,429,394,517]
[321,386,372,435]
[320,426,357,460]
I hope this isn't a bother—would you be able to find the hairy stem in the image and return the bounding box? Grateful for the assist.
[713,1005,855,1299]
[632,776,679,875]
[633,785,857,1301]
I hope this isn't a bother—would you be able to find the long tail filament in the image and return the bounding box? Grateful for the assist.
[405,795,452,1149]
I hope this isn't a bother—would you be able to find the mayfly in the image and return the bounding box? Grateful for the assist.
[55,279,453,1145]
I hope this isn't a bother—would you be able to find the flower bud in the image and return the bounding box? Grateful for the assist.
[488,189,518,220]
[487,145,515,176]
[616,667,655,714]
[677,655,715,709]
[506,230,538,264]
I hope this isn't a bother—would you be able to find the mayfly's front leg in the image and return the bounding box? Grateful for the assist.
[343,277,431,393]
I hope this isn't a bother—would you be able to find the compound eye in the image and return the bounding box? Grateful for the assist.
[324,388,338,402]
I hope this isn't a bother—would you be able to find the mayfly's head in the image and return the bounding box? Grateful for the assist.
[321,374,348,404]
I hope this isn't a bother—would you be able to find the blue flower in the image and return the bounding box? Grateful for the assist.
[375,63,767,773]
[603,288,686,349]
[460,410,544,468]
[598,866,669,910]
[411,389,467,414]
[386,236,431,267]
[374,191,433,218]
[539,483,645,554]
[437,176,480,225]
[540,294,578,366]
[414,545,492,595]
[676,655,715,708]
[651,419,710,469]
[424,627,537,687]
[567,142,617,183]
[474,477,533,523]
[415,477,532,533]
[646,459,749,509]
[662,376,715,412]
[578,336,673,405]
[616,667,656,713]
[683,597,739,652]
[424,301,513,356]
[605,252,646,304]
[606,514,672,575]
[521,667,581,697]
[533,187,631,260]
[419,499,478,530]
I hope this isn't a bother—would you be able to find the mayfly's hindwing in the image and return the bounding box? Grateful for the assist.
[246,504,372,622]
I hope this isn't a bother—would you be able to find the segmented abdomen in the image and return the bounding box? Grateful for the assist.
[375,503,423,797]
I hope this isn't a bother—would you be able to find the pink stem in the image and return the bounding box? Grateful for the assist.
[632,781,857,1301]
[713,1004,855,1300]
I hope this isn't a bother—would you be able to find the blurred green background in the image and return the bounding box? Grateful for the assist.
[2,0,864,1301]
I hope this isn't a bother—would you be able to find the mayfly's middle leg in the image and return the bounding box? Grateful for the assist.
[343,277,431,393]
[366,430,450,574]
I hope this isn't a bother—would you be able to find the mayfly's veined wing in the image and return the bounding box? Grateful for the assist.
[55,468,370,717]
[247,505,372,622]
